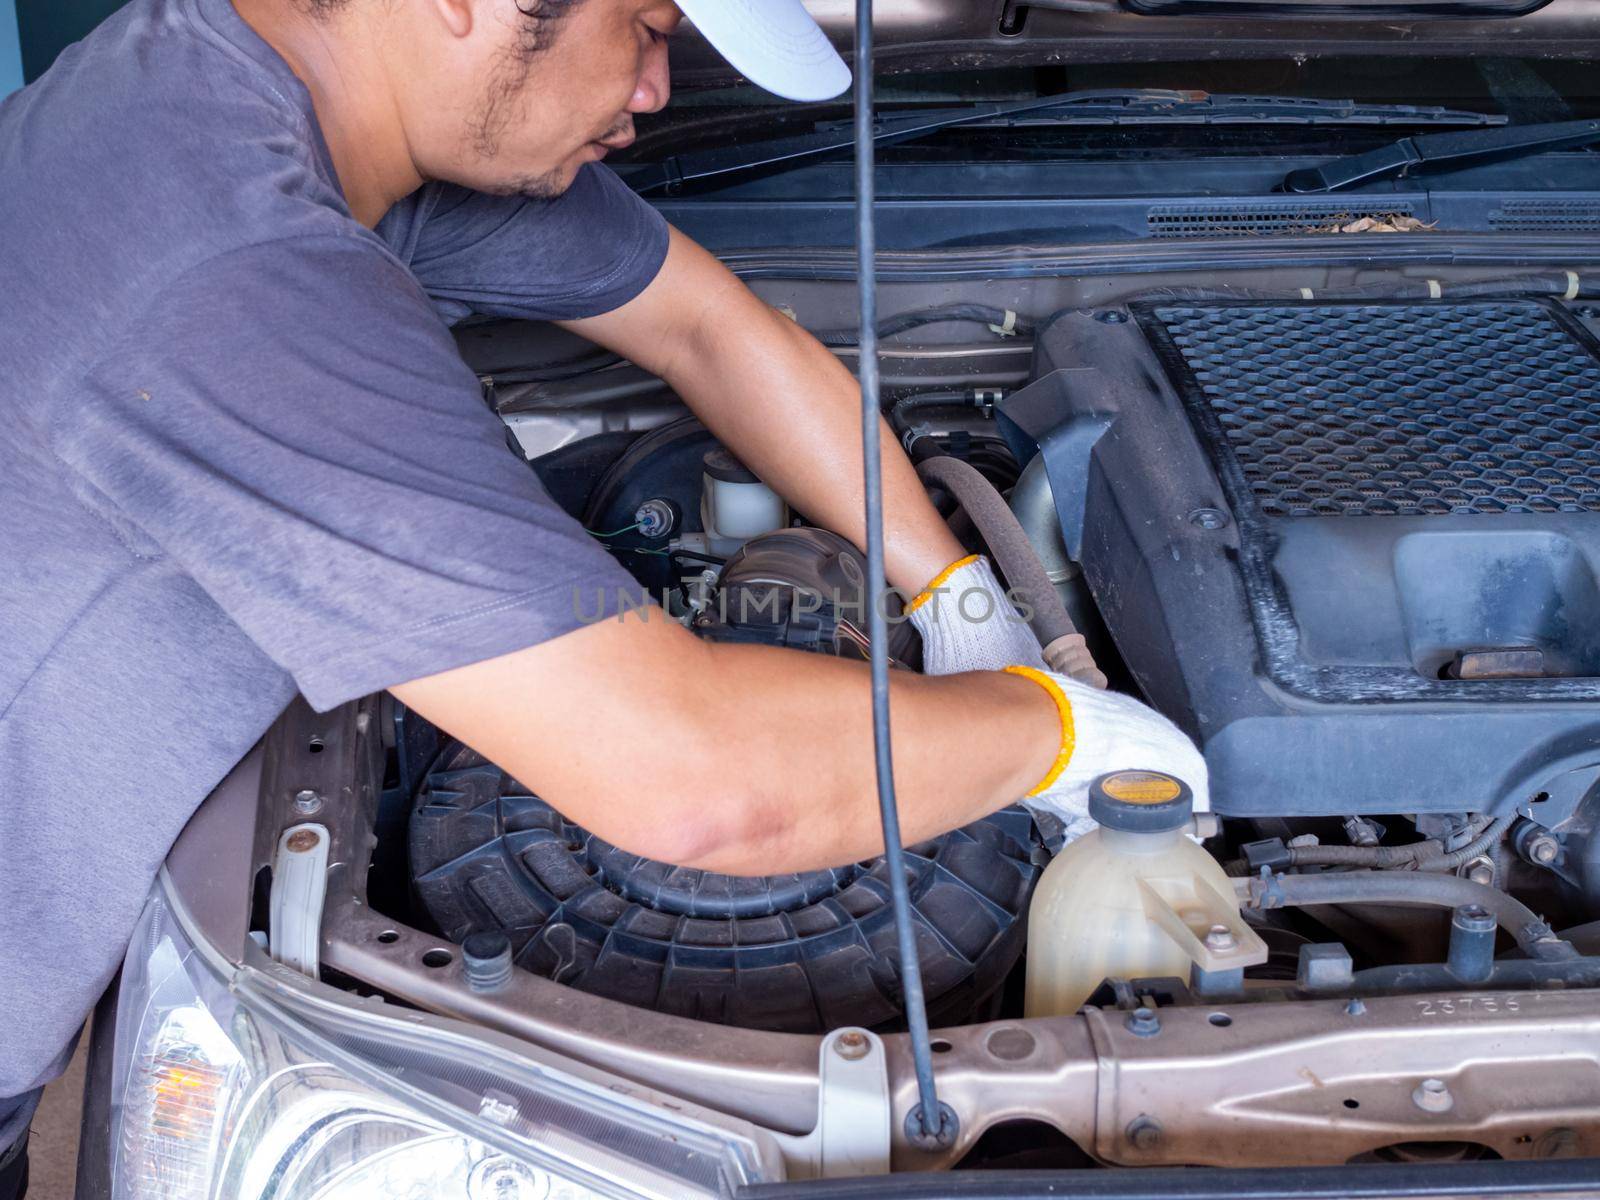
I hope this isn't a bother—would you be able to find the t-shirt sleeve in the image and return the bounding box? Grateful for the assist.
[377,164,670,325]
[52,234,641,711]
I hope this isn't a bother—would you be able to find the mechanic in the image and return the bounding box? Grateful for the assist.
[0,0,1205,1190]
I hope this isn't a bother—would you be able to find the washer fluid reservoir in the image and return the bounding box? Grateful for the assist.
[1024,770,1267,1017]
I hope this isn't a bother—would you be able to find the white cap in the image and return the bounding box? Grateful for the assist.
[674,0,852,103]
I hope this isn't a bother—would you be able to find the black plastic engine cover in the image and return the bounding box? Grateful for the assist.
[409,744,1042,1033]
[998,298,1600,818]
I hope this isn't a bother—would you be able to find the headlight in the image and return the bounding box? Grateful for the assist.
[108,886,770,1199]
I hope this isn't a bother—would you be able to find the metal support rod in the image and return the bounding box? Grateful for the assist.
[854,0,952,1151]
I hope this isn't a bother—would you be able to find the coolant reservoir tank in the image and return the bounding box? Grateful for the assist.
[1024,770,1267,1017]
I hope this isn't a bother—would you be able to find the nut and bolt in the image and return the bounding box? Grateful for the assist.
[1528,834,1561,865]
[1125,1006,1162,1038]
[1126,1115,1163,1150]
[285,828,321,854]
[1203,924,1237,951]
[292,789,323,815]
[1412,1077,1454,1113]
[633,499,677,540]
[1188,507,1230,530]
[1463,855,1496,886]
[834,1030,871,1061]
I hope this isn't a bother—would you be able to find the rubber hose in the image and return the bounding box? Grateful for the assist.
[914,454,1106,688]
[1288,839,1443,868]
[1244,870,1569,959]
[817,304,1035,348]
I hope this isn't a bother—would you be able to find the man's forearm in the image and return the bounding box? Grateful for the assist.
[562,229,967,595]
[393,611,1058,874]
[663,294,965,595]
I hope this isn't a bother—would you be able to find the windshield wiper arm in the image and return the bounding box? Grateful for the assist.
[1283,117,1600,193]
[628,90,1502,195]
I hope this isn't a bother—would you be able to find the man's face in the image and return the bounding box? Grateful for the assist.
[420,0,680,199]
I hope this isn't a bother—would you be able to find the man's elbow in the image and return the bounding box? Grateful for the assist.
[629,782,800,876]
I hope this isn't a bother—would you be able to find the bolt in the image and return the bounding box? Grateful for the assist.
[1463,855,1495,886]
[1412,1077,1454,1113]
[285,828,321,854]
[292,789,323,815]
[1204,924,1237,951]
[1126,1115,1163,1150]
[1528,834,1560,865]
[1126,1006,1162,1038]
[633,499,676,540]
[461,931,514,994]
[1345,997,1368,1017]
[1188,506,1229,530]
[834,1030,870,1061]
[1094,309,1129,324]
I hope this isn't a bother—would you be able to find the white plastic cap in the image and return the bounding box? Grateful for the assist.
[674,0,852,102]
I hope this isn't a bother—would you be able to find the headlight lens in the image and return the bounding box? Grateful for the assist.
[109,888,768,1199]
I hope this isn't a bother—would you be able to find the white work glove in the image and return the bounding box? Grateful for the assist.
[1004,666,1210,843]
[906,555,1048,674]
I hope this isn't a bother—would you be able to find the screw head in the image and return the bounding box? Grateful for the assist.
[285,828,321,854]
[633,499,676,540]
[834,1030,870,1060]
[1345,997,1368,1016]
[1094,309,1129,324]
[1204,924,1237,951]
[1126,1115,1163,1150]
[1413,1077,1454,1113]
[1126,1006,1162,1038]
[1188,507,1229,530]
[292,789,323,815]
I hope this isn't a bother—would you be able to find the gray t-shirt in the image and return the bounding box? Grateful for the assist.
[0,0,664,1126]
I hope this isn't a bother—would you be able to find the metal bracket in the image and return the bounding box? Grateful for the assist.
[269,822,329,975]
[779,1027,893,1178]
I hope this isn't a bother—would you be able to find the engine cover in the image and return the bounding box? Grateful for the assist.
[1000,297,1600,817]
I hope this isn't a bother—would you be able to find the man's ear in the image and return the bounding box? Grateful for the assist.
[428,0,475,39]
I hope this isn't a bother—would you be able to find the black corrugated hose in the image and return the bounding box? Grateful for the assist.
[854,0,956,1152]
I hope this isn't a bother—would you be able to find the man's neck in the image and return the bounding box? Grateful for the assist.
[230,0,423,226]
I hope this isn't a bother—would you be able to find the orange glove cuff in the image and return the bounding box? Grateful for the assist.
[1004,665,1077,797]
[904,554,980,615]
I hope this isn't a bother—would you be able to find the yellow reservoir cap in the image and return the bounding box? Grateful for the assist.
[1099,770,1185,806]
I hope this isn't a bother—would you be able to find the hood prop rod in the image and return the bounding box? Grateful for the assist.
[853,0,956,1154]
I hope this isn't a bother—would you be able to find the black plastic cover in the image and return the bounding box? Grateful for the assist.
[998,299,1600,819]
[409,745,1043,1033]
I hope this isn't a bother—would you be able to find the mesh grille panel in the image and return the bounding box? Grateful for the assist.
[1489,200,1600,232]
[1146,202,1416,239]
[1153,300,1600,517]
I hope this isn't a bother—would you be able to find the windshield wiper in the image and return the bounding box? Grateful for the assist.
[628,89,1504,195]
[1283,117,1600,192]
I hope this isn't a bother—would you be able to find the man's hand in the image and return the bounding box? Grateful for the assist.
[1004,667,1210,842]
[559,227,967,596]
[906,554,1048,675]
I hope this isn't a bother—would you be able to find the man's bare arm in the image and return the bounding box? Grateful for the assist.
[392,613,1058,875]
[559,227,966,596]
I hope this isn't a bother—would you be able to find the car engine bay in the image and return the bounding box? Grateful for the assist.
[208,261,1600,1179]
